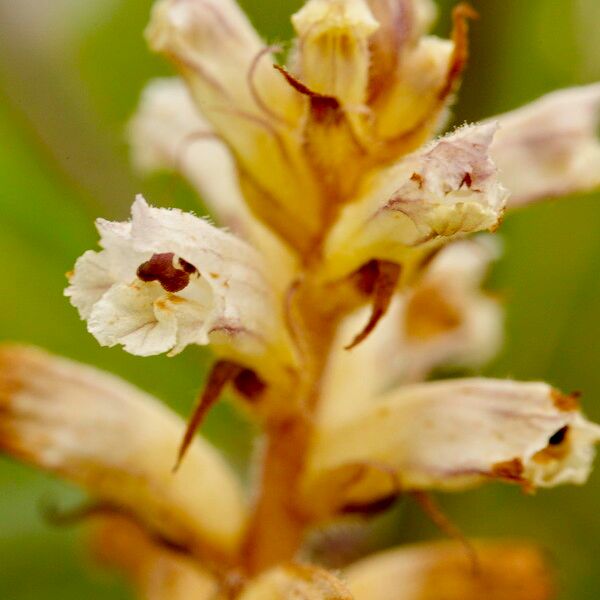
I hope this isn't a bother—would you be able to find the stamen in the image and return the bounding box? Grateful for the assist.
[137,253,197,293]
[345,261,402,350]
[173,360,243,472]
[411,491,481,576]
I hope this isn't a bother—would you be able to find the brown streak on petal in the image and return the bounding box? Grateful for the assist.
[491,458,525,482]
[345,261,402,350]
[174,361,243,472]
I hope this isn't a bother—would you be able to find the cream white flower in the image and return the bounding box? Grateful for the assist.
[303,379,600,515]
[65,195,295,384]
[322,122,508,279]
[0,346,247,559]
[490,84,600,208]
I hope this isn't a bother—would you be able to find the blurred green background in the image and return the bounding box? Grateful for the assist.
[0,0,599,597]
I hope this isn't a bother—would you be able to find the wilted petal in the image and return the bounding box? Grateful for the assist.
[92,516,223,600]
[146,0,323,251]
[322,123,507,280]
[319,238,502,428]
[238,564,353,600]
[0,345,247,559]
[345,540,554,600]
[489,84,600,208]
[303,378,600,514]
[65,196,296,383]
[292,0,379,108]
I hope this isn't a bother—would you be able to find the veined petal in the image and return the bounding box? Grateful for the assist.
[345,540,554,600]
[302,378,600,515]
[0,345,247,560]
[372,36,453,139]
[489,84,600,208]
[366,0,437,100]
[92,516,223,600]
[318,238,502,428]
[238,564,353,600]
[292,0,379,108]
[128,78,297,281]
[65,196,296,384]
[146,0,323,251]
[322,123,507,280]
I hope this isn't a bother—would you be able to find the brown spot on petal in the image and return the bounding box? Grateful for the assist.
[137,253,198,293]
[551,389,581,412]
[346,261,402,350]
[491,458,525,483]
[410,172,425,189]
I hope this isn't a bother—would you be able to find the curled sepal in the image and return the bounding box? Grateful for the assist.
[322,122,508,280]
[344,540,554,600]
[292,0,379,108]
[92,516,224,600]
[238,564,353,600]
[0,345,247,560]
[302,378,600,515]
[488,83,600,208]
[65,196,296,385]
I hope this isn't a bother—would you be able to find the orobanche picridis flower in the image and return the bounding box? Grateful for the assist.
[2,0,600,598]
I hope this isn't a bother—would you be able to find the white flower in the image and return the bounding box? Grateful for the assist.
[322,122,508,279]
[489,84,600,208]
[65,196,295,383]
[303,378,600,515]
[0,346,247,558]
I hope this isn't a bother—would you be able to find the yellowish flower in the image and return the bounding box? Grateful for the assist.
[2,1,600,599]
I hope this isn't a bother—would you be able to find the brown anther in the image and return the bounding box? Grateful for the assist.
[460,172,473,188]
[410,172,425,189]
[137,252,198,293]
